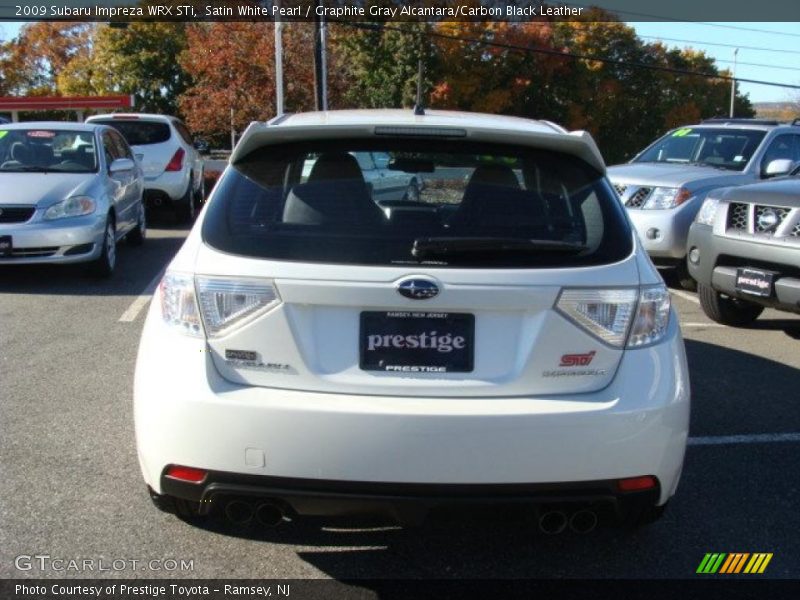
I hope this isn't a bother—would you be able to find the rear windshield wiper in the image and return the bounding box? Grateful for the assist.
[412,237,587,258]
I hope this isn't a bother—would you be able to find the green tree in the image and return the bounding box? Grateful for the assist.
[58,22,191,115]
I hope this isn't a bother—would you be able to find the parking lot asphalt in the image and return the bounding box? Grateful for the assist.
[1,223,798,581]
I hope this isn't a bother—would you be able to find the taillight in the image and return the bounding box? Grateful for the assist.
[159,272,203,337]
[556,284,671,349]
[165,148,185,172]
[158,272,281,339]
[166,465,207,483]
[195,276,281,338]
[617,475,657,492]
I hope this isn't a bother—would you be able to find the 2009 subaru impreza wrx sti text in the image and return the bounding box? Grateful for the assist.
[134,109,690,533]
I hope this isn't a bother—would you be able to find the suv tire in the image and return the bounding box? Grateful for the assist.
[698,283,764,326]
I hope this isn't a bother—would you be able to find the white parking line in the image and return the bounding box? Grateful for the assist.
[688,433,800,446]
[681,322,726,328]
[118,268,165,323]
[671,289,700,304]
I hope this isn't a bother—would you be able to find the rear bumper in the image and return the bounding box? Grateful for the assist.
[143,170,190,203]
[688,223,800,313]
[135,305,690,508]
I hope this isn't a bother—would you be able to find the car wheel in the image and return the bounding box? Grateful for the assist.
[698,283,764,326]
[127,203,146,246]
[403,179,420,203]
[675,260,697,292]
[194,171,206,205]
[175,184,196,224]
[89,216,116,278]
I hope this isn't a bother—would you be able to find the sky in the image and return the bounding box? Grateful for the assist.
[1,19,798,104]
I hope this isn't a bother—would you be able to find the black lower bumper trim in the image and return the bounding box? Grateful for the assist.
[160,469,660,519]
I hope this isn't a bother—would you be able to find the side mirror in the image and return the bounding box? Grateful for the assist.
[763,158,793,178]
[193,140,210,154]
[109,158,135,173]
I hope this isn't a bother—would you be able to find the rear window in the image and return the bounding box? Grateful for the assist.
[202,139,632,268]
[90,119,171,146]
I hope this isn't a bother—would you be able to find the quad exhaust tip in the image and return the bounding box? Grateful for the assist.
[538,510,568,535]
[568,509,598,534]
[255,502,285,527]
[224,500,255,525]
[224,499,285,527]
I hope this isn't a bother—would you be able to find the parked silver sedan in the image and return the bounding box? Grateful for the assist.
[0,122,145,276]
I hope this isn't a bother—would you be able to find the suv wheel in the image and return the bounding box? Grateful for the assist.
[698,283,764,326]
[127,203,146,246]
[90,216,116,278]
[175,184,196,224]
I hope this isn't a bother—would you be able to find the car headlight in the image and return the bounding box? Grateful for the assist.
[44,196,96,220]
[641,187,691,210]
[695,198,719,226]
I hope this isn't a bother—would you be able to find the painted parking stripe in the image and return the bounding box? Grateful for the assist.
[118,268,165,322]
[681,322,726,328]
[671,289,700,304]
[688,432,800,446]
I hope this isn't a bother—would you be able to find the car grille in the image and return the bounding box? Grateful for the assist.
[612,183,627,197]
[0,206,36,223]
[625,187,652,208]
[727,202,749,231]
[8,247,59,258]
[727,201,797,238]
[754,205,790,233]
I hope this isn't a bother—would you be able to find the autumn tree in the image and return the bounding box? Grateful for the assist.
[57,22,191,115]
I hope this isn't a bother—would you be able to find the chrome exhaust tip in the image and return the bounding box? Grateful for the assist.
[569,509,598,534]
[538,510,568,535]
[224,499,254,525]
[255,502,284,527]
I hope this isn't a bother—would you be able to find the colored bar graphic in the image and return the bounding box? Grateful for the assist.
[700,552,773,575]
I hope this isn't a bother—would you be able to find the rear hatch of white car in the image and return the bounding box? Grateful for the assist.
[193,135,642,398]
[89,117,178,179]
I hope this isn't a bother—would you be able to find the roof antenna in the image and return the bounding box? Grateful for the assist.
[413,57,425,116]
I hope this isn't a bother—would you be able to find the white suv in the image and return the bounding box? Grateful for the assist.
[86,113,204,222]
[135,110,690,533]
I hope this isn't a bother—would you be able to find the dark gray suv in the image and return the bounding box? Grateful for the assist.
[687,163,800,325]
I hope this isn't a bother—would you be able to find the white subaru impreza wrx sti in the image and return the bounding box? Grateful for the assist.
[134,109,690,533]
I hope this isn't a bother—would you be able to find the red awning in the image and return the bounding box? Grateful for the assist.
[0,95,133,111]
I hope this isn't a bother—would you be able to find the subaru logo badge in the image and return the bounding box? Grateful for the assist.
[757,209,779,232]
[397,278,439,300]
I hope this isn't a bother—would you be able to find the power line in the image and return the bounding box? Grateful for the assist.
[636,34,800,57]
[714,59,800,73]
[342,23,800,91]
[567,3,800,39]
[695,21,800,39]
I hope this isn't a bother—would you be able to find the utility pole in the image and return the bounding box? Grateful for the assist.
[729,48,739,118]
[313,0,328,111]
[274,2,284,115]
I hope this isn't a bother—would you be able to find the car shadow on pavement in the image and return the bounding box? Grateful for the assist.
[0,229,188,296]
